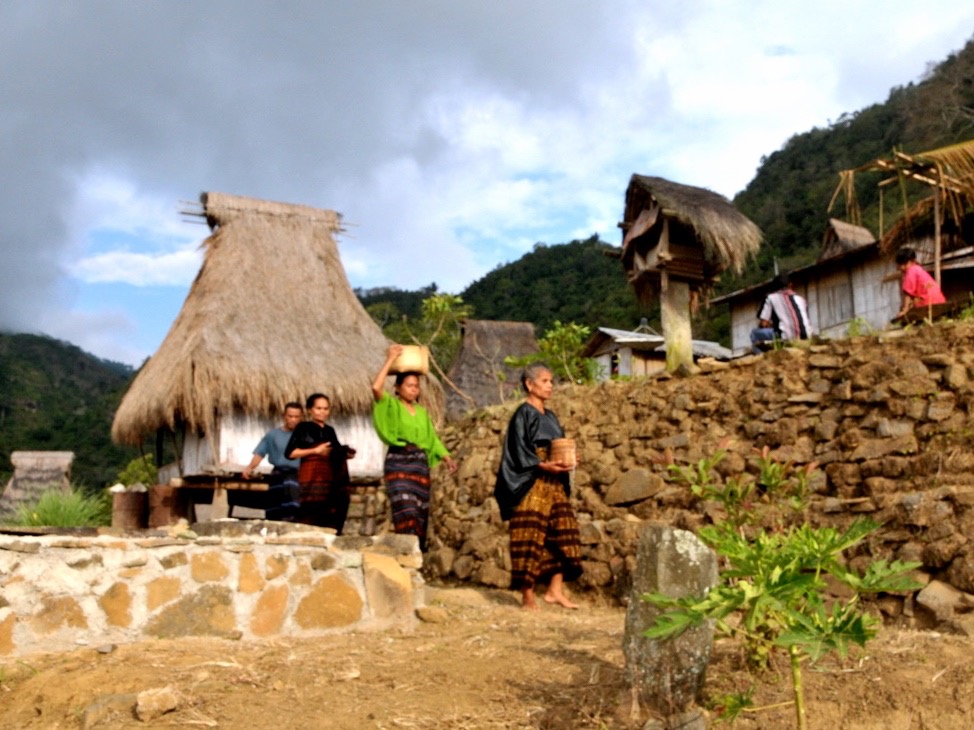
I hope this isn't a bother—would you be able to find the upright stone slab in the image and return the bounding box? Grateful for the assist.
[623,524,718,728]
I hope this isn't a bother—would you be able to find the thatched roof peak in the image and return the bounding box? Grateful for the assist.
[112,192,388,445]
[820,218,875,261]
[624,174,762,277]
[201,191,342,228]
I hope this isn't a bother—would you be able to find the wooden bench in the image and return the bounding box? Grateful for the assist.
[893,299,969,325]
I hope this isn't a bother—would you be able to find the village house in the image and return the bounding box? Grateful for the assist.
[111,192,404,486]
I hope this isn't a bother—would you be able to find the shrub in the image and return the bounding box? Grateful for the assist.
[6,487,111,527]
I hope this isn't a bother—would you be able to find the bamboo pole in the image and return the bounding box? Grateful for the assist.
[934,193,942,285]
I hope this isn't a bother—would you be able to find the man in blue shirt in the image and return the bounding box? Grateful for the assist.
[238,402,304,519]
[242,402,303,481]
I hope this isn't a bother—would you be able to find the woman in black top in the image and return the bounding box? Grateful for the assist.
[285,393,355,532]
[494,363,582,610]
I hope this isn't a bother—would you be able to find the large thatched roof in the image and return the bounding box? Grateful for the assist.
[621,174,763,283]
[444,320,537,420]
[112,192,389,445]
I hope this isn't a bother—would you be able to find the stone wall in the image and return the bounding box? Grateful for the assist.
[0,522,424,657]
[427,322,974,619]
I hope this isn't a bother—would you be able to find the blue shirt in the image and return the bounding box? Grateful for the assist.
[254,428,300,470]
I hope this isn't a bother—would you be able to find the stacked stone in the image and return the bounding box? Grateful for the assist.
[427,321,974,627]
[0,522,424,657]
[345,484,390,536]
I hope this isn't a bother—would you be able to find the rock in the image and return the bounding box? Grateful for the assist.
[916,580,968,623]
[415,606,449,623]
[623,525,718,723]
[605,469,665,506]
[135,685,181,721]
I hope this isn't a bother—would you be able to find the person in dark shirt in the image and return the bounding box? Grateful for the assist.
[285,393,355,532]
[494,363,582,610]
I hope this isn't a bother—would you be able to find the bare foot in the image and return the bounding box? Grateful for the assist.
[521,599,540,611]
[521,589,540,611]
[543,593,579,609]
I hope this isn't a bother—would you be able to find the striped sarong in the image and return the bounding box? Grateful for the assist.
[296,454,350,533]
[384,445,432,551]
[509,448,583,591]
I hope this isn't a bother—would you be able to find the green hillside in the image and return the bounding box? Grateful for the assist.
[460,236,648,333]
[0,333,135,490]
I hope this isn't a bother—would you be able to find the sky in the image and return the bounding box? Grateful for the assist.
[2,1,973,366]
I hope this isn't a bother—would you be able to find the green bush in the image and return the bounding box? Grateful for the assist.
[6,487,111,527]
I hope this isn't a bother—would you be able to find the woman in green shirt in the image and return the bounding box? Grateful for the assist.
[372,344,457,551]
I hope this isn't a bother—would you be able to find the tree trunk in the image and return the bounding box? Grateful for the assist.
[661,278,693,372]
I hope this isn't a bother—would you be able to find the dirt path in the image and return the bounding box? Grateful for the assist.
[1,585,973,729]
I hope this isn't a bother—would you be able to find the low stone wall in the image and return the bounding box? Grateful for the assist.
[427,321,974,622]
[0,522,424,657]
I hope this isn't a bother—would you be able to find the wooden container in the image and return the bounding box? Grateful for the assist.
[549,438,576,466]
[148,484,188,527]
[111,491,148,530]
[389,345,430,375]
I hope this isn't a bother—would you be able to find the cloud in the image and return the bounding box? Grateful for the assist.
[1,0,973,365]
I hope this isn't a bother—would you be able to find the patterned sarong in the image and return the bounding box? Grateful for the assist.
[384,445,432,551]
[509,448,583,591]
[296,454,350,533]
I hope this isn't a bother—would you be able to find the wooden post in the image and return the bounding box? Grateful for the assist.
[933,193,942,285]
[661,279,693,372]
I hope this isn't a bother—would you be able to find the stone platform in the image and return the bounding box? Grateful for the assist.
[0,521,424,657]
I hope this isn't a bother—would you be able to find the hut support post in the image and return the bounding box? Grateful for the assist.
[934,193,942,285]
[661,278,693,372]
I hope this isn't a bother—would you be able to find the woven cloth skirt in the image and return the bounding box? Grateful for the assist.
[508,449,583,591]
[296,453,350,533]
[384,444,432,551]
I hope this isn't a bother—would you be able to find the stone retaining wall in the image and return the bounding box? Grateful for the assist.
[426,321,974,622]
[0,522,424,657]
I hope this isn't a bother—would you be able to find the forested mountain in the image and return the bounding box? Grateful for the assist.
[461,236,647,332]
[729,36,974,290]
[0,333,135,489]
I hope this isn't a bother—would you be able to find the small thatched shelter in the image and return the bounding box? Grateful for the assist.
[0,451,73,518]
[820,218,876,261]
[111,192,394,480]
[619,175,762,370]
[444,320,538,420]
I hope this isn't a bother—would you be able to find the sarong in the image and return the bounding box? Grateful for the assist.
[384,444,432,551]
[296,453,350,533]
[509,449,583,591]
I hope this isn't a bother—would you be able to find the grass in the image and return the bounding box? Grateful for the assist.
[4,487,111,528]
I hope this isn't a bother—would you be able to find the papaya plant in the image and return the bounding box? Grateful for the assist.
[645,454,920,729]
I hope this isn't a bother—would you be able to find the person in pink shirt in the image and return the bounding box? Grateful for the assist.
[895,247,946,318]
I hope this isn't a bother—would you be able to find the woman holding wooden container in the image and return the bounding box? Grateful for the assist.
[494,362,583,610]
[372,343,457,551]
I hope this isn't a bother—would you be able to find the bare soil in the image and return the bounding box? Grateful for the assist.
[2,585,973,729]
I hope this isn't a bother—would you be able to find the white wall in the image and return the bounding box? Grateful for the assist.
[175,411,386,480]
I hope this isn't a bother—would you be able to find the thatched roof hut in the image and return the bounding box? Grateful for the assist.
[820,218,875,261]
[444,320,538,420]
[112,192,392,478]
[619,174,762,371]
[0,451,73,518]
[620,175,762,300]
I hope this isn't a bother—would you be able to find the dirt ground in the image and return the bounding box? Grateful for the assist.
[2,584,973,730]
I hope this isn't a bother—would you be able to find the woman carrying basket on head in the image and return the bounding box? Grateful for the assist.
[371,344,457,551]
